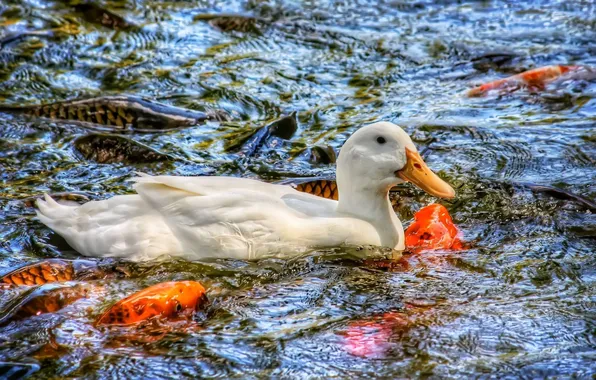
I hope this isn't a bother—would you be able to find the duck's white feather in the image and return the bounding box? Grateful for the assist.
[36,175,382,261]
[36,193,183,261]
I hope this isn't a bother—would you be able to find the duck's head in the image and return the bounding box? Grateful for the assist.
[337,122,455,199]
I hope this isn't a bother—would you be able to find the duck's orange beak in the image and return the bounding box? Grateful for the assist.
[396,149,455,199]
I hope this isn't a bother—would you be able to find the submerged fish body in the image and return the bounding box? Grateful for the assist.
[0,283,89,326]
[1,259,74,286]
[74,133,174,164]
[194,13,267,33]
[467,65,583,97]
[73,3,138,31]
[342,311,410,358]
[227,113,298,156]
[0,95,225,131]
[95,281,208,326]
[405,204,463,253]
[0,259,108,287]
[341,304,436,359]
[306,145,337,165]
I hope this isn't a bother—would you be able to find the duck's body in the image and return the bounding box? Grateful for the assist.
[36,122,454,261]
[36,175,402,261]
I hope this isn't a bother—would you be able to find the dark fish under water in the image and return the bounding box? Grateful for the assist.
[73,2,139,31]
[0,96,227,132]
[304,145,336,165]
[194,14,265,33]
[517,182,596,211]
[74,133,174,164]
[226,112,298,156]
[0,30,57,48]
[470,50,520,72]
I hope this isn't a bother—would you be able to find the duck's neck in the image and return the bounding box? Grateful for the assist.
[336,177,404,250]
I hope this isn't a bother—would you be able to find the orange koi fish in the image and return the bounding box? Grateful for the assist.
[95,281,208,326]
[405,204,463,253]
[1,259,111,287]
[0,283,89,325]
[467,65,581,97]
[342,311,409,358]
[341,304,434,358]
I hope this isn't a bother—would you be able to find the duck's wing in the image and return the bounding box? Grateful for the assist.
[133,173,295,197]
[133,173,339,217]
[132,177,379,259]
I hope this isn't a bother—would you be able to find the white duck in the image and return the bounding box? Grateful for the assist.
[36,122,455,261]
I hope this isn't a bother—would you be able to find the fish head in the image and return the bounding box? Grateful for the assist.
[405,204,460,253]
[162,281,209,317]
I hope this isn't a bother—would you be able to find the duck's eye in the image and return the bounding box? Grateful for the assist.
[376,136,386,144]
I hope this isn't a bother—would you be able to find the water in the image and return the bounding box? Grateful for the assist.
[1,0,595,378]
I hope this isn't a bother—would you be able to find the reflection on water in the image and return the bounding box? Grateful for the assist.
[0,0,595,378]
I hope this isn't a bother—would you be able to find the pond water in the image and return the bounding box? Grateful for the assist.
[1,0,595,378]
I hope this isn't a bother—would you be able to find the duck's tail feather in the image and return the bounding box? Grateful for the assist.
[130,172,159,185]
[35,194,78,230]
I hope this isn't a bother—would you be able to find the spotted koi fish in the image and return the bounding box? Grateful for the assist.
[0,95,227,131]
[294,179,338,200]
[95,281,208,326]
[0,259,112,287]
[467,65,582,97]
[404,204,463,253]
